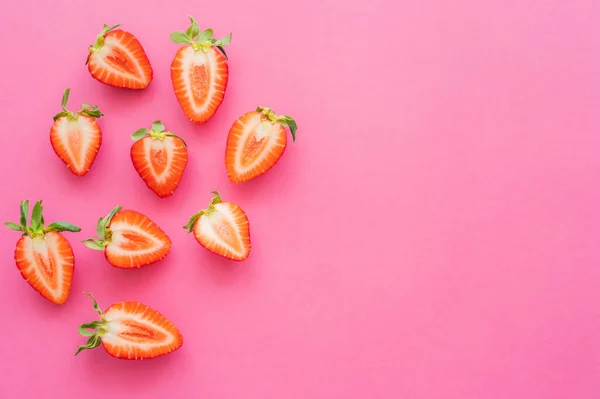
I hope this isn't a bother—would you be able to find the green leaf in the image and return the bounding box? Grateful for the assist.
[85,292,104,317]
[61,88,70,111]
[20,200,29,227]
[186,16,200,39]
[131,128,149,141]
[151,120,165,132]
[5,222,23,232]
[104,205,122,227]
[166,133,187,147]
[279,116,298,142]
[46,222,81,233]
[52,111,69,122]
[183,212,203,232]
[214,32,231,46]
[74,335,102,356]
[101,24,121,36]
[197,28,214,43]
[211,191,222,205]
[78,321,102,337]
[30,201,43,231]
[83,239,105,250]
[170,31,193,44]
[79,104,103,119]
[96,217,105,239]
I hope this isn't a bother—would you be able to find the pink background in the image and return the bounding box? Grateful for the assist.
[0,0,599,398]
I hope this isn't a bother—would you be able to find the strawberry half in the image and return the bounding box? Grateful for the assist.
[87,24,153,90]
[50,88,103,176]
[184,191,251,261]
[83,206,171,268]
[5,200,81,304]
[225,106,298,183]
[130,120,188,198]
[170,16,231,124]
[75,293,183,360]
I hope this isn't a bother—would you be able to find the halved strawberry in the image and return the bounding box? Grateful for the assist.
[50,88,103,176]
[225,106,298,183]
[87,24,153,90]
[5,200,81,304]
[170,17,231,124]
[75,293,183,360]
[184,191,250,261]
[83,206,171,268]
[130,120,188,198]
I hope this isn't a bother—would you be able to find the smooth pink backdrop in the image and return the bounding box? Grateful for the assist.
[1,0,599,398]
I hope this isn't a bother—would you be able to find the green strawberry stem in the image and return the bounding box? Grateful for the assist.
[256,106,298,142]
[53,88,103,121]
[183,191,223,232]
[82,205,122,250]
[4,200,81,237]
[131,120,187,146]
[169,16,231,58]
[75,293,108,356]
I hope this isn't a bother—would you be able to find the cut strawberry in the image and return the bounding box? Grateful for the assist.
[83,206,171,268]
[225,106,298,183]
[130,120,188,198]
[75,293,183,360]
[50,88,103,176]
[87,24,153,90]
[184,191,251,261]
[170,17,231,124]
[5,200,81,304]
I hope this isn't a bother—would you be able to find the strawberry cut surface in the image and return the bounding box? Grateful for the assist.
[193,202,250,261]
[50,88,103,176]
[171,46,228,124]
[15,231,74,304]
[88,26,153,89]
[225,111,287,183]
[5,200,81,304]
[131,135,188,198]
[75,294,183,360]
[105,210,171,268]
[51,116,102,176]
[101,301,183,359]
[184,192,251,261]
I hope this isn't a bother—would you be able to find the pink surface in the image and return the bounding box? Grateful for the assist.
[0,0,599,398]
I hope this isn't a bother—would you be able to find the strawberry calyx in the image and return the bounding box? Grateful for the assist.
[86,24,121,64]
[53,88,103,121]
[82,205,122,250]
[131,120,187,146]
[4,200,81,238]
[75,293,108,356]
[169,16,231,58]
[183,191,223,232]
[256,106,298,142]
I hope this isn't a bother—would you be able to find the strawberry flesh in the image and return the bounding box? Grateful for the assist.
[225,112,287,183]
[105,210,171,268]
[171,46,228,124]
[50,116,102,176]
[88,29,153,89]
[15,232,74,304]
[101,301,183,359]
[131,136,188,197]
